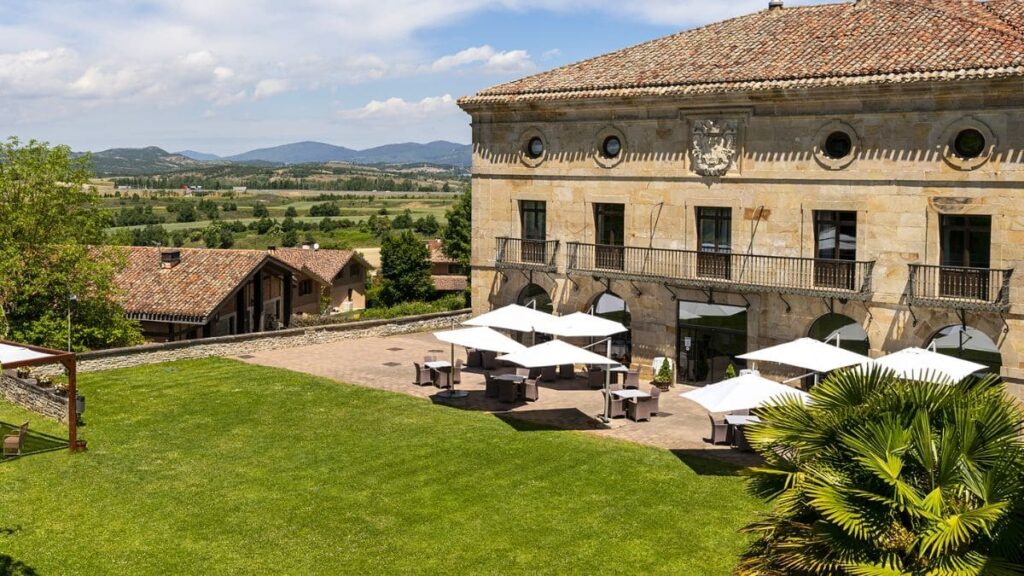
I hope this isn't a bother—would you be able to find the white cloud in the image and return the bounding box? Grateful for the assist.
[340,94,458,120]
[430,45,534,74]
[253,79,290,100]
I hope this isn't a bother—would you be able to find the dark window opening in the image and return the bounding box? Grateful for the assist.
[939,214,992,299]
[594,203,625,270]
[824,131,852,160]
[813,210,857,289]
[298,279,314,297]
[696,207,731,279]
[954,129,986,159]
[526,137,544,159]
[602,136,621,159]
[520,200,547,263]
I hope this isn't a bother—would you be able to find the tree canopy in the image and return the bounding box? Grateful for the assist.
[740,366,1024,575]
[441,188,471,267]
[379,230,433,306]
[0,138,143,350]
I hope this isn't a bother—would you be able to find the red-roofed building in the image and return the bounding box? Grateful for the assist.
[270,246,372,314]
[426,239,468,294]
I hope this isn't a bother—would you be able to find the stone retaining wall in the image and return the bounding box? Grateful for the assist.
[71,309,471,374]
[0,373,69,423]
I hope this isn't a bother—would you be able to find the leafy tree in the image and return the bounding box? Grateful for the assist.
[284,205,298,218]
[171,230,187,247]
[0,138,143,350]
[281,216,297,232]
[281,229,299,248]
[740,367,1024,575]
[414,214,440,236]
[309,202,340,217]
[254,217,275,235]
[442,187,471,267]
[252,203,270,218]
[392,208,414,230]
[367,214,391,238]
[132,224,169,247]
[379,230,433,306]
[202,222,234,249]
[175,202,197,222]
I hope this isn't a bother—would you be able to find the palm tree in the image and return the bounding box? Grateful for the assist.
[738,366,1024,576]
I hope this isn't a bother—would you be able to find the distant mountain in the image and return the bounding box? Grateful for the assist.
[349,141,471,167]
[86,147,202,176]
[225,141,358,164]
[176,149,222,161]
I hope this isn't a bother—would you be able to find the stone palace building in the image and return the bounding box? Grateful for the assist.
[458,0,1024,390]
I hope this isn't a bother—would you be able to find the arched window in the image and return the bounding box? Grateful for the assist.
[927,325,1001,372]
[593,292,631,364]
[808,313,869,356]
[517,284,552,314]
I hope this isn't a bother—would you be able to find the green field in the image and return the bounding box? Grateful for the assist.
[0,359,760,575]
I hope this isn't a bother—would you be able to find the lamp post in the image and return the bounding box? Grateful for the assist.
[67,294,78,352]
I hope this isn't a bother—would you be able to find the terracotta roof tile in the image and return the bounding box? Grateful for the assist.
[460,0,1024,106]
[269,248,370,286]
[427,239,456,264]
[109,247,295,323]
[432,275,468,292]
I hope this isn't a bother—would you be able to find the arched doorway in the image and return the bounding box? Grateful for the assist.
[517,284,553,344]
[808,313,870,356]
[592,292,631,365]
[927,325,1001,373]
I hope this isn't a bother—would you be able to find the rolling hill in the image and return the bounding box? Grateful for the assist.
[86,147,203,176]
[225,141,358,164]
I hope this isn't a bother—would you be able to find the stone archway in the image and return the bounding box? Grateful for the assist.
[926,324,1002,373]
[808,313,870,356]
[517,283,553,314]
[590,291,632,365]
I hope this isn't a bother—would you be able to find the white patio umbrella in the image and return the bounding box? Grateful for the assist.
[872,347,988,383]
[548,312,628,338]
[463,303,560,334]
[432,326,527,354]
[738,337,870,374]
[496,339,622,369]
[680,373,809,413]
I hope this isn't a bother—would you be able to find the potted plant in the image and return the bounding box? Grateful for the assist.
[16,366,31,380]
[53,376,69,397]
[36,374,54,390]
[652,358,674,391]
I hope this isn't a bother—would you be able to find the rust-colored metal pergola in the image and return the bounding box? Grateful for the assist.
[0,339,84,452]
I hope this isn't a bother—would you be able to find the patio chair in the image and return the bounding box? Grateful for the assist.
[482,350,497,370]
[529,367,542,380]
[602,390,626,418]
[559,364,576,380]
[452,359,462,384]
[523,378,539,402]
[413,362,432,386]
[649,386,661,416]
[516,368,531,378]
[627,396,655,422]
[733,426,753,452]
[624,370,640,389]
[3,422,28,458]
[498,380,519,403]
[588,368,605,389]
[432,368,451,389]
[484,373,499,398]
[610,382,623,392]
[467,349,482,368]
[540,365,558,382]
[708,414,730,445]
[424,355,437,363]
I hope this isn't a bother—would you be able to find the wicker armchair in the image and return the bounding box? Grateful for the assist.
[559,364,575,380]
[540,365,557,382]
[708,414,730,445]
[3,422,28,458]
[649,386,661,416]
[733,426,753,452]
[413,363,432,386]
[523,379,539,401]
[424,355,437,363]
[627,396,654,422]
[484,373,499,398]
[603,390,626,418]
[498,380,519,403]
[467,349,482,368]
[432,368,451,389]
[588,368,605,389]
[452,359,463,384]
[624,370,640,389]
[482,350,497,370]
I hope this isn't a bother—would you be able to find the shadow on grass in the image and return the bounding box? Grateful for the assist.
[0,555,38,576]
[0,421,68,463]
[493,408,601,432]
[670,449,761,476]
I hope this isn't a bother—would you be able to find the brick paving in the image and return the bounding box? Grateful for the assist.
[237,331,759,466]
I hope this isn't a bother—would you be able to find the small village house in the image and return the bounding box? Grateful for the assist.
[270,246,371,314]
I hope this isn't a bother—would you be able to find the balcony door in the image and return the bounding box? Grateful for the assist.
[520,200,547,264]
[696,207,731,279]
[594,203,625,270]
[813,210,857,290]
[940,215,991,299]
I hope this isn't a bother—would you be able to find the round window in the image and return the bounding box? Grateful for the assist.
[824,131,852,160]
[954,129,986,159]
[602,136,622,159]
[526,137,545,159]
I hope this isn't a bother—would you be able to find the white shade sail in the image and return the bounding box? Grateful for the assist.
[738,337,870,373]
[0,344,54,365]
[872,347,988,383]
[548,312,628,338]
[463,304,560,334]
[680,373,809,413]
[497,340,623,369]
[432,326,527,354]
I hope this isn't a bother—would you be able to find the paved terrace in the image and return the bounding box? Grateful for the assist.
[236,331,758,466]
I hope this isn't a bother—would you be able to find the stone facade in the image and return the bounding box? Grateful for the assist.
[462,78,1024,392]
[0,373,70,423]
[292,259,367,315]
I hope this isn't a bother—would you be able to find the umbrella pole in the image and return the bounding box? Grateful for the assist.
[603,338,612,422]
[441,319,468,399]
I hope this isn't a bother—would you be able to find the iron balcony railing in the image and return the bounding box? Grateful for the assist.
[907,264,1012,311]
[495,237,560,272]
[566,242,875,299]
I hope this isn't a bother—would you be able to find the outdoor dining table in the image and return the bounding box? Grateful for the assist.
[725,415,761,451]
[725,415,761,426]
[492,373,526,402]
[424,361,452,370]
[611,389,650,400]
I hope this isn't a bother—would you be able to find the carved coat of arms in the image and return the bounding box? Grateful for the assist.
[690,119,738,177]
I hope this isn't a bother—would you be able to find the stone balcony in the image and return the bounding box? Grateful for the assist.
[494,237,560,273]
[906,264,1013,312]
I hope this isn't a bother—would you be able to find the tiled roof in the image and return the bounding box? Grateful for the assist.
[427,239,456,264]
[110,247,296,323]
[269,248,370,286]
[432,275,468,292]
[460,0,1024,106]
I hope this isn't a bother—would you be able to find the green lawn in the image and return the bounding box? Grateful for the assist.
[0,359,760,575]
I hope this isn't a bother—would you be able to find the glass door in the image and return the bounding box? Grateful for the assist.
[940,215,991,299]
[520,200,547,263]
[696,207,731,279]
[594,203,625,270]
[813,210,857,289]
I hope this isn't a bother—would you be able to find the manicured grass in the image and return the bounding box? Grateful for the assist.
[0,359,760,574]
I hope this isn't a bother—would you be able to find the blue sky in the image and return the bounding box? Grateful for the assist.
[0,0,830,155]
